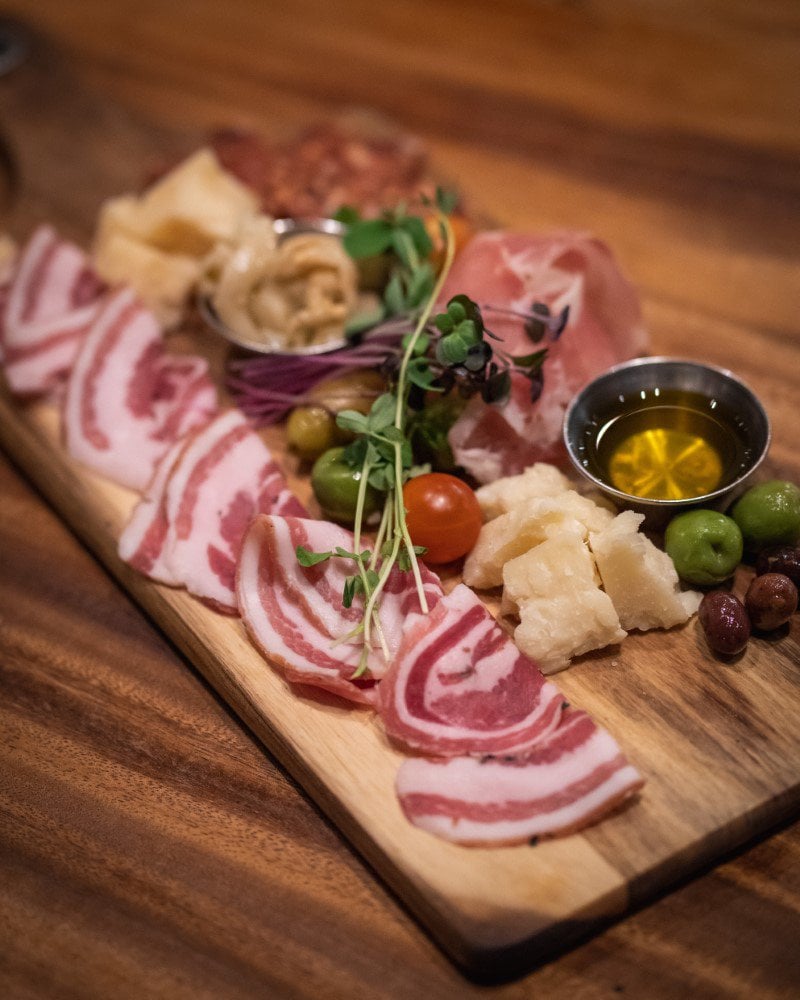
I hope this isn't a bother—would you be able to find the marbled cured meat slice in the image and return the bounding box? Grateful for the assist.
[237,515,443,704]
[238,515,378,705]
[378,583,563,756]
[117,437,188,585]
[396,709,643,845]
[154,410,306,612]
[1,225,106,394]
[439,231,648,482]
[63,286,217,490]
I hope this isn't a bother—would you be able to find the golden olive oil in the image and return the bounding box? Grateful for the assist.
[583,388,752,501]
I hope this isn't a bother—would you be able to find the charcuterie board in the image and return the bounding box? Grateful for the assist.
[3,375,800,978]
[1,45,799,981]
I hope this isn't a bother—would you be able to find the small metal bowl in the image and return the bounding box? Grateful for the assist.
[199,216,352,356]
[563,357,771,523]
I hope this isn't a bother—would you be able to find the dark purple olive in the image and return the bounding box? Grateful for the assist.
[699,591,750,655]
[745,573,798,631]
[755,545,800,588]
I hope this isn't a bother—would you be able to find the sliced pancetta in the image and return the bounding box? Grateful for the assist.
[152,409,306,611]
[396,709,643,845]
[439,231,649,482]
[237,514,443,705]
[63,286,217,490]
[1,225,106,395]
[378,583,564,756]
[117,436,189,585]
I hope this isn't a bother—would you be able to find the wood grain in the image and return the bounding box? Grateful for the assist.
[1,0,800,995]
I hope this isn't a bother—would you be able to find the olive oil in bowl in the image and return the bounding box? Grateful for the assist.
[593,390,749,502]
[563,358,771,516]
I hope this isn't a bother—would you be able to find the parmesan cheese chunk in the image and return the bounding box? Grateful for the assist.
[589,510,702,631]
[503,527,626,674]
[136,149,259,256]
[463,491,614,590]
[92,149,259,327]
[93,228,200,328]
[475,463,572,520]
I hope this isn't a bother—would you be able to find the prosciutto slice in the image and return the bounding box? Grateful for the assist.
[440,231,649,482]
[63,287,217,490]
[396,709,643,845]
[237,514,443,704]
[1,225,106,395]
[378,584,563,756]
[138,409,306,611]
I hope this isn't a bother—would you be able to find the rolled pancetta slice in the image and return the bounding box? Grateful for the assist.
[378,584,564,756]
[63,287,217,490]
[152,409,306,611]
[1,225,106,395]
[237,515,443,705]
[396,709,644,845]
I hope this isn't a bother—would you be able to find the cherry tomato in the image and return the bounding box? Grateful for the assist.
[402,473,482,564]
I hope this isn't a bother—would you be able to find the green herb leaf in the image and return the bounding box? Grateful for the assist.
[343,219,394,259]
[435,187,459,215]
[436,334,469,366]
[333,205,361,225]
[367,392,397,432]
[336,409,370,434]
[383,270,407,314]
[296,546,332,567]
[511,348,548,371]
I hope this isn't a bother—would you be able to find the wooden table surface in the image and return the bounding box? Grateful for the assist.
[1,2,799,996]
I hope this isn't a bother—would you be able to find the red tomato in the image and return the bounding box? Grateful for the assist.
[402,473,482,564]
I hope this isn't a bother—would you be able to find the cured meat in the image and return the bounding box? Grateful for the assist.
[396,709,643,845]
[146,409,306,611]
[117,436,188,586]
[63,286,217,490]
[440,231,649,482]
[237,514,443,704]
[1,225,106,395]
[378,584,563,756]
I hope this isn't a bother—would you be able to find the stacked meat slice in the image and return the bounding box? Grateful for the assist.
[397,708,643,845]
[0,225,106,395]
[237,515,444,704]
[120,411,306,612]
[63,287,217,490]
[237,520,643,846]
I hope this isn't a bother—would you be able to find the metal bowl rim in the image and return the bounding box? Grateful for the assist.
[562,356,772,510]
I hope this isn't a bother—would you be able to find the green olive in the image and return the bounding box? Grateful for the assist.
[730,480,800,550]
[286,405,337,460]
[311,446,381,524]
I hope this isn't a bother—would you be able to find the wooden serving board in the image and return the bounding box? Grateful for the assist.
[2,378,799,978]
[1,40,799,980]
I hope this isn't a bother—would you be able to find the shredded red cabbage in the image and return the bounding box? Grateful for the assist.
[226,321,408,424]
